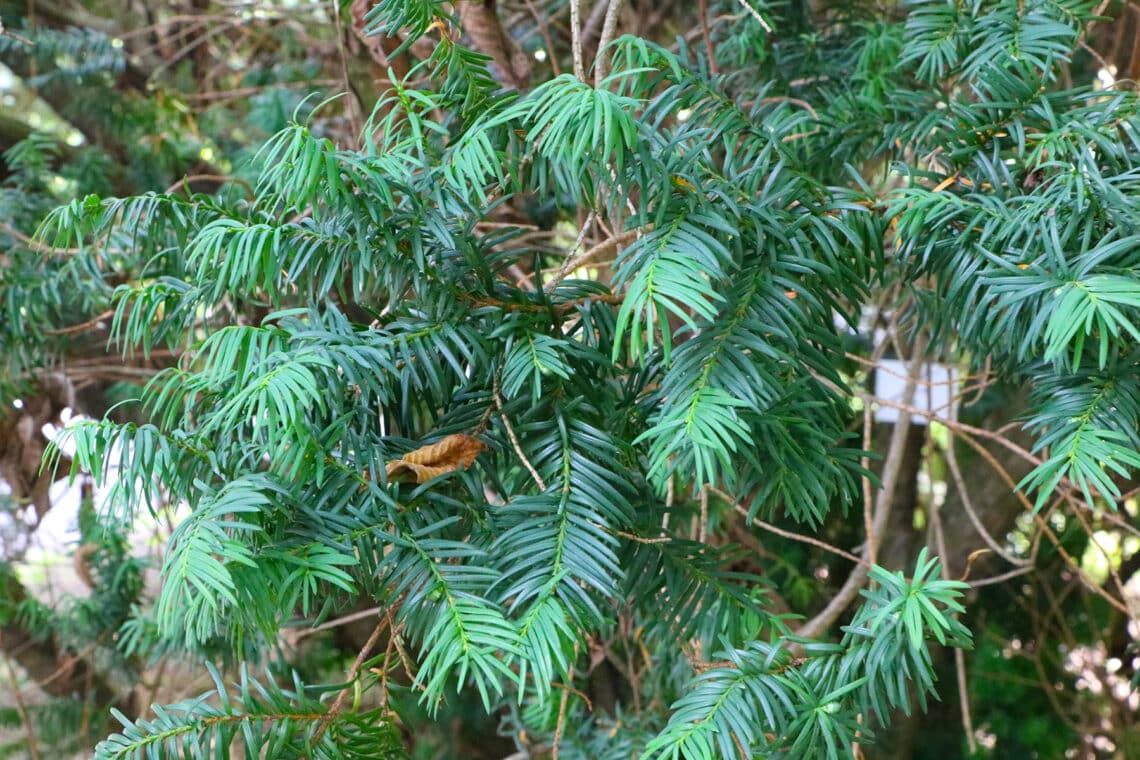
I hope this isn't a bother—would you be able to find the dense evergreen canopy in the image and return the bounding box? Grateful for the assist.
[0,0,1138,758]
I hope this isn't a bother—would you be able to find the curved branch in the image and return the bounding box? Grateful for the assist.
[796,333,928,641]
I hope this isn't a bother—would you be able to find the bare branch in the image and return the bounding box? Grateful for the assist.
[544,226,644,293]
[734,0,772,33]
[569,0,585,80]
[721,491,865,566]
[494,375,547,490]
[594,0,625,84]
[796,332,929,641]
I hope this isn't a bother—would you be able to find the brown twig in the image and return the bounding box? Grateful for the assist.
[0,23,33,45]
[957,549,991,582]
[861,401,875,565]
[551,645,577,759]
[968,564,1036,588]
[569,0,585,80]
[3,655,40,760]
[735,0,772,32]
[1069,504,1131,613]
[377,624,397,712]
[41,310,115,336]
[551,680,593,712]
[954,432,1131,615]
[163,173,254,197]
[141,654,171,718]
[614,529,671,544]
[522,0,561,76]
[594,0,626,84]
[797,333,929,641]
[718,490,864,566]
[493,375,547,490]
[866,394,1043,469]
[698,484,709,544]
[945,427,1031,567]
[132,18,208,58]
[147,20,240,79]
[544,227,644,294]
[294,606,382,641]
[313,614,389,743]
[759,95,819,121]
[1,221,82,255]
[929,457,977,755]
[330,0,364,144]
[181,80,341,103]
[546,212,596,289]
[698,0,718,75]
[381,606,420,692]
[34,643,99,690]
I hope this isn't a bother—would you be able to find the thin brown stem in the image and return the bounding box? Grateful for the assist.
[797,333,929,641]
[1069,505,1131,615]
[294,606,382,640]
[551,646,577,759]
[969,565,1036,588]
[3,655,40,760]
[41,310,115,336]
[867,393,1043,469]
[181,80,341,103]
[544,227,644,294]
[945,427,1030,566]
[930,465,977,755]
[718,490,864,566]
[386,609,419,689]
[546,212,596,289]
[522,0,561,76]
[955,433,1131,615]
[494,375,547,490]
[698,484,709,544]
[569,0,585,80]
[698,0,718,75]
[594,0,625,84]
[614,529,671,544]
[379,619,396,712]
[735,0,772,32]
[314,614,389,743]
[551,680,593,712]
[861,401,875,565]
[330,0,364,144]
[163,173,253,197]
[1,221,81,255]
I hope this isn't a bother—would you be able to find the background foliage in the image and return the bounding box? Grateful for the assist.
[0,0,1138,758]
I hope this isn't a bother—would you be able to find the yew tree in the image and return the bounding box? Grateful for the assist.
[1,0,1138,758]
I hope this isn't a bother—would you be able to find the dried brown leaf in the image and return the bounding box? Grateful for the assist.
[385,434,485,484]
